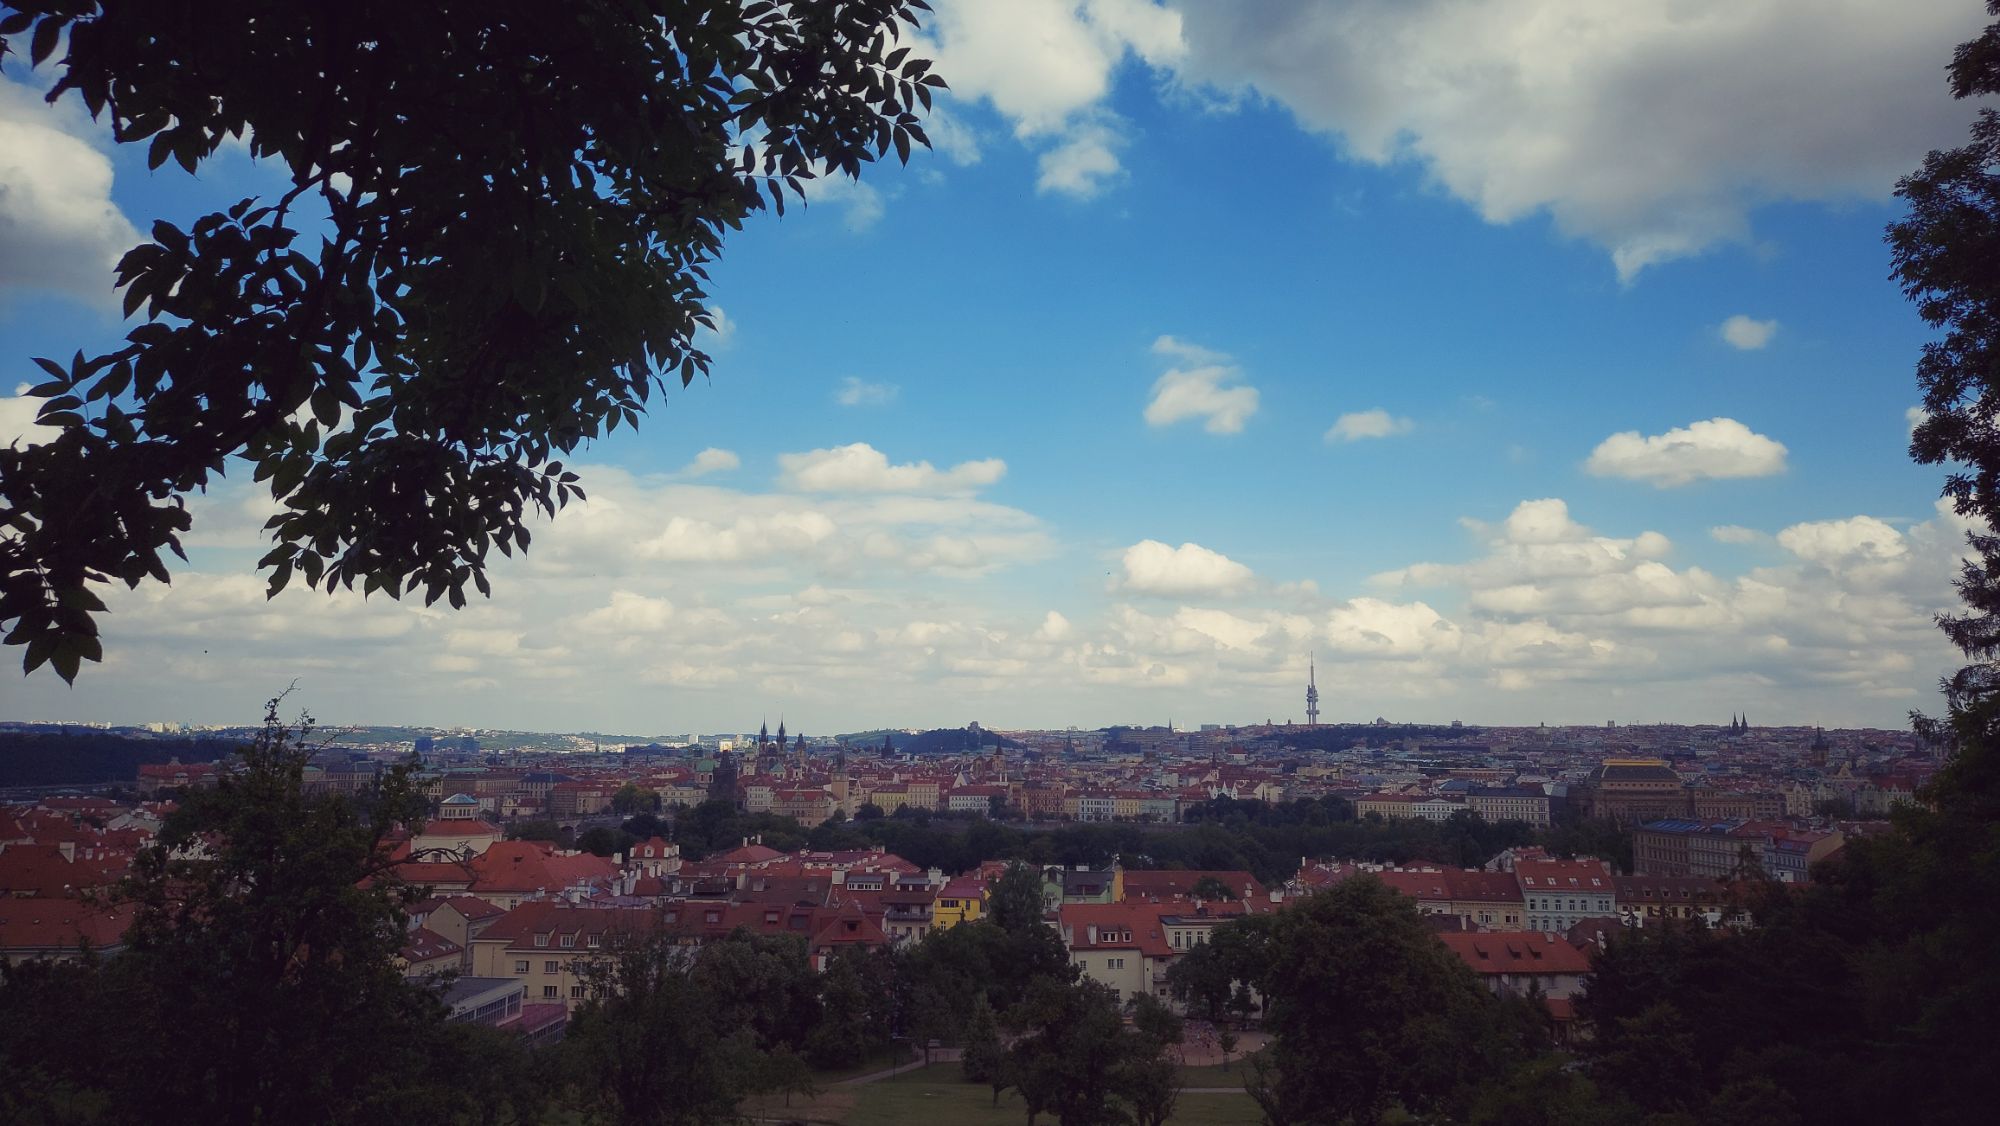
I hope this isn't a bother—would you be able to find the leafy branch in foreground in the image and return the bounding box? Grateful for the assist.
[0,0,942,680]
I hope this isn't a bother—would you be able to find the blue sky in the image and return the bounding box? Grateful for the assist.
[1,0,1991,733]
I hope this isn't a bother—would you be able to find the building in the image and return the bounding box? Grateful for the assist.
[931,873,988,929]
[1466,786,1552,828]
[1579,759,1686,825]
[1515,858,1616,933]
[468,903,658,1011]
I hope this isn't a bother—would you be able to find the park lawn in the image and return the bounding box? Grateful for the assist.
[814,1044,919,1084]
[839,1065,1263,1126]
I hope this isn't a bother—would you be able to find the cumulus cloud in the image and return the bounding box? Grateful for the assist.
[1325,409,1414,443]
[1169,0,1988,278]
[1143,335,1258,434]
[805,171,885,230]
[778,443,1005,494]
[1584,418,1788,486]
[836,378,900,407]
[0,77,141,305]
[1038,118,1125,197]
[1776,515,1907,567]
[1120,539,1256,597]
[677,448,740,478]
[915,0,1185,196]
[1907,405,1928,436]
[1720,314,1777,350]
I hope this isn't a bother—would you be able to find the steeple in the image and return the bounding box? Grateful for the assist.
[1305,653,1321,728]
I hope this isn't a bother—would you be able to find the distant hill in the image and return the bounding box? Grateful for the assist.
[1252,724,1480,752]
[0,729,236,787]
[837,727,1024,755]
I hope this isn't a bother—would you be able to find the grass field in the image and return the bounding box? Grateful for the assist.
[743,1063,1266,1125]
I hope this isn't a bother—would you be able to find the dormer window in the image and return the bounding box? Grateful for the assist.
[561,934,575,948]
[534,933,549,947]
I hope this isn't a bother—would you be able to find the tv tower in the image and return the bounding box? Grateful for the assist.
[1306,653,1320,727]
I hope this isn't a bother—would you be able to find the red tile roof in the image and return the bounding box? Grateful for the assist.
[1438,932,1594,976]
[0,900,133,955]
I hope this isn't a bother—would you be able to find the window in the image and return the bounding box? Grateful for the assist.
[514,960,529,974]
[560,934,575,948]
[533,933,549,947]
[570,984,585,999]
[544,960,560,974]
[587,935,600,948]
[543,986,558,999]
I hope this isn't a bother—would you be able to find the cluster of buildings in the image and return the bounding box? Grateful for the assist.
[0,704,1937,1049]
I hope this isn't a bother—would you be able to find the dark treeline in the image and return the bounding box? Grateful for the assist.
[0,730,232,787]
[834,726,1023,755]
[623,795,1619,883]
[1245,724,1481,753]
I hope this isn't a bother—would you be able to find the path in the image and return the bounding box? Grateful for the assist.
[839,1047,963,1085]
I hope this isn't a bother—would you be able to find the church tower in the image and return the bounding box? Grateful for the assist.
[1306,654,1321,728]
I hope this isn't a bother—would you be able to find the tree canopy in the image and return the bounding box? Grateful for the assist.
[0,0,941,680]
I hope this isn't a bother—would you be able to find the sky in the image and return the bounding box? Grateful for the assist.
[1,0,1993,734]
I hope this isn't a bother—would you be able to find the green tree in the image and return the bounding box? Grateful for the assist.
[507,818,564,843]
[576,825,634,857]
[1005,977,1137,1126]
[1248,878,1529,1126]
[960,994,1012,1106]
[0,1,944,680]
[1890,0,2000,704]
[1189,875,1235,900]
[565,927,822,1126]
[0,700,503,1125]
[610,783,659,816]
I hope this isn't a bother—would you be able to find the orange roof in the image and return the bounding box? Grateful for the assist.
[467,841,617,895]
[1438,932,1594,976]
[1123,869,1268,902]
[0,900,133,954]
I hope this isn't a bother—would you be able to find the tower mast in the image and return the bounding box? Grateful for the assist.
[1306,653,1321,728]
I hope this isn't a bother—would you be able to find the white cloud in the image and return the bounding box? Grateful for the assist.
[915,0,1185,197]
[922,104,984,166]
[1168,0,1989,278]
[1720,314,1777,350]
[677,448,740,478]
[1120,539,1255,597]
[836,378,900,407]
[0,77,141,305]
[1142,335,1258,434]
[0,382,58,447]
[1037,610,1073,641]
[1038,118,1125,197]
[1777,515,1907,567]
[1325,409,1414,443]
[778,443,1005,494]
[1907,406,1928,436]
[1710,525,1764,544]
[699,305,736,348]
[805,171,885,230]
[1584,417,1788,486]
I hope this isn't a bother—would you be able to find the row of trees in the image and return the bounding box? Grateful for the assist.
[622,794,1611,882]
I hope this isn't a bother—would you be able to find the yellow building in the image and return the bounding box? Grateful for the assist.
[931,874,988,929]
